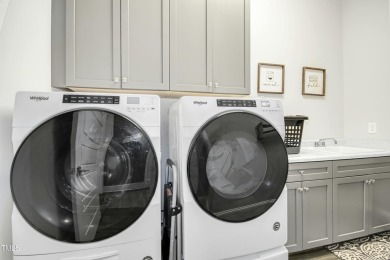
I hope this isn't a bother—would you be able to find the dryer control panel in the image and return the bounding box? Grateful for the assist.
[63,95,120,104]
[259,100,281,113]
[125,96,157,113]
[217,99,256,107]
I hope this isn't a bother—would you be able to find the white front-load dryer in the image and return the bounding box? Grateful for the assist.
[168,97,289,260]
[11,92,161,260]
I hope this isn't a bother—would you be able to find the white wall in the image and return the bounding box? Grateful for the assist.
[250,0,344,140]
[343,0,390,140]
[0,0,51,259]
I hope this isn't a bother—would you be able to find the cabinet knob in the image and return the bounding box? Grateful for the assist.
[366,180,370,184]
[371,179,375,184]
[114,77,119,83]
[298,188,303,193]
[214,82,219,88]
[304,187,309,192]
[208,82,213,88]
[299,170,305,175]
[122,77,128,83]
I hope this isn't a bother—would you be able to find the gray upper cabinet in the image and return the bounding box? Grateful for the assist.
[121,0,169,90]
[211,0,250,94]
[170,0,250,94]
[66,0,121,89]
[170,0,211,92]
[66,0,169,90]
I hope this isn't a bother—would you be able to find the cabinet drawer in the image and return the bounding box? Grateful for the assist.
[288,162,332,182]
[333,157,390,178]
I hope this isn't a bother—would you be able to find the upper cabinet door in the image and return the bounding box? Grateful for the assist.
[170,0,212,93]
[212,0,250,94]
[66,0,121,89]
[121,0,169,90]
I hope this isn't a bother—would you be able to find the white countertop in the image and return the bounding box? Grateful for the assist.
[288,145,390,163]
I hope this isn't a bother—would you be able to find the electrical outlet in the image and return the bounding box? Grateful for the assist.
[368,122,377,134]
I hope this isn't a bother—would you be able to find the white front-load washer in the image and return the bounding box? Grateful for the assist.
[168,97,289,260]
[11,92,161,260]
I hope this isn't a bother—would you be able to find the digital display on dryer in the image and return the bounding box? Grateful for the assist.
[217,99,256,107]
[127,97,140,104]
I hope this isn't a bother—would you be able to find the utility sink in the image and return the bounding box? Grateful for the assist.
[307,146,384,154]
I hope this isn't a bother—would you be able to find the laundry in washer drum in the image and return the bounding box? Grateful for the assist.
[206,132,267,200]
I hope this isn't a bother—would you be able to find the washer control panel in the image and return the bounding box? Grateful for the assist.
[217,99,256,107]
[63,95,120,104]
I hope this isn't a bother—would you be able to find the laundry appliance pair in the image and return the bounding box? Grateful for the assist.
[10,92,288,260]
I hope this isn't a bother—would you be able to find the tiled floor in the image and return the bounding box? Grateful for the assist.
[289,247,339,260]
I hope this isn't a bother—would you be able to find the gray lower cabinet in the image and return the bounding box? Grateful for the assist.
[288,161,332,183]
[66,0,169,90]
[286,182,303,253]
[370,172,390,233]
[288,157,390,253]
[333,175,370,242]
[170,0,250,94]
[333,172,390,243]
[286,179,333,253]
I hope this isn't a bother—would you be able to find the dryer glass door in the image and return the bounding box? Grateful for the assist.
[11,110,158,243]
[188,112,288,222]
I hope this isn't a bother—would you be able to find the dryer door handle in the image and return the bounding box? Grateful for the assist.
[166,159,179,213]
[166,159,181,260]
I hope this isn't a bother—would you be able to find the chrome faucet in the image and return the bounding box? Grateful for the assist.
[314,138,338,147]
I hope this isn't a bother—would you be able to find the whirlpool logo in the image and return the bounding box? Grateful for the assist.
[30,96,49,102]
[193,101,207,106]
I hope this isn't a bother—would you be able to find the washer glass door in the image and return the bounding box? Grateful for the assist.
[11,110,158,243]
[188,112,288,222]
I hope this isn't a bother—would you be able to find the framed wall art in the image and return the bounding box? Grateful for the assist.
[258,63,285,94]
[302,67,326,96]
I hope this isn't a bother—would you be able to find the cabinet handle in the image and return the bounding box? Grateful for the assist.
[299,170,305,175]
[365,180,370,184]
[122,77,128,83]
[304,187,309,192]
[298,188,303,193]
[114,77,119,83]
[208,82,213,88]
[214,83,219,88]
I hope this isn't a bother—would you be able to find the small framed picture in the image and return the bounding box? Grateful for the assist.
[258,63,285,94]
[302,67,326,96]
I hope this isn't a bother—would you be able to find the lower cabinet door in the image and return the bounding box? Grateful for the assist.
[370,172,390,233]
[302,179,333,250]
[286,182,303,253]
[333,176,370,242]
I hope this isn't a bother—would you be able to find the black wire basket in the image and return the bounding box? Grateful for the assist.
[284,115,309,154]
